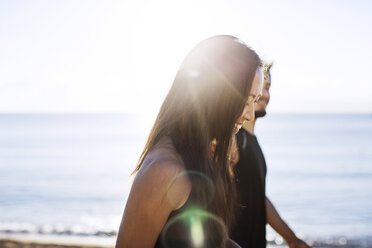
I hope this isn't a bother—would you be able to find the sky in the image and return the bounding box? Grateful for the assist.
[0,0,371,116]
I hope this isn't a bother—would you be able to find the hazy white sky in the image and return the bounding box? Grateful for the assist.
[0,0,371,116]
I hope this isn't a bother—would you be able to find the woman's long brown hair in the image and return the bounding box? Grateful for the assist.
[133,35,261,232]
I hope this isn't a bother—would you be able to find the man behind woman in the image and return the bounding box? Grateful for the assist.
[116,35,272,247]
[231,63,310,248]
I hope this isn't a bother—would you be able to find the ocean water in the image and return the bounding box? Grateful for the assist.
[0,114,371,247]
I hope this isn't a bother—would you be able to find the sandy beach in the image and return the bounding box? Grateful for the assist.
[2,238,372,248]
[0,239,113,248]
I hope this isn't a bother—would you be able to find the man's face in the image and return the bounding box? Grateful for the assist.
[234,68,263,134]
[254,72,271,118]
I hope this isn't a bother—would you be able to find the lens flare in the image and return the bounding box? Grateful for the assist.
[190,214,203,247]
[161,207,227,248]
[166,171,215,209]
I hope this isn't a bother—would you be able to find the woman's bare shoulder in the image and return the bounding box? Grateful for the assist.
[116,139,190,247]
[148,136,184,163]
[134,137,190,210]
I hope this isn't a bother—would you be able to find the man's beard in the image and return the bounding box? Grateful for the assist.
[255,109,266,118]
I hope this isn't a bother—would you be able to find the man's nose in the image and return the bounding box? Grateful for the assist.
[262,89,269,98]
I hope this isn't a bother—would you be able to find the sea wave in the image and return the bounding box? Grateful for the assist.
[1,222,372,247]
[0,222,116,237]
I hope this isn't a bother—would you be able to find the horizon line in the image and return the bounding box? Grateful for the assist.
[0,112,370,115]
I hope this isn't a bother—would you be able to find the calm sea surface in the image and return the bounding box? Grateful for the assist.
[0,114,371,246]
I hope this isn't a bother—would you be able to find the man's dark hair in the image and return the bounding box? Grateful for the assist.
[262,61,273,76]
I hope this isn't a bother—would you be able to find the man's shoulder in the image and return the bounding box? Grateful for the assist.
[237,128,258,149]
[240,127,256,137]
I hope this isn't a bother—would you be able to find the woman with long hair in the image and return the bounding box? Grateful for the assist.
[116,35,263,248]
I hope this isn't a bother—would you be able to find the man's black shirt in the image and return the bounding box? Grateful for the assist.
[231,128,267,248]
